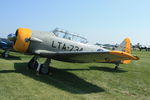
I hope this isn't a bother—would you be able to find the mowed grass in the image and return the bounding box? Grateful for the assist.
[0,50,150,100]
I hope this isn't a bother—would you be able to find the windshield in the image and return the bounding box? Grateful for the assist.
[53,28,88,44]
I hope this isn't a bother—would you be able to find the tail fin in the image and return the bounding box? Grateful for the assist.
[116,38,131,54]
[116,38,132,64]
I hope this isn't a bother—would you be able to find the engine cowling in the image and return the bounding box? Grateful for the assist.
[13,28,32,52]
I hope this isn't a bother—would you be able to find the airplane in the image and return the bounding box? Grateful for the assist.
[0,37,13,58]
[8,28,139,74]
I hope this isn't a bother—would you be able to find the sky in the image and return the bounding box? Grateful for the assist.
[0,0,150,45]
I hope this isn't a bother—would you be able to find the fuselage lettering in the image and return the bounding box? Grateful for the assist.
[52,41,56,48]
[70,45,74,51]
[51,41,83,51]
[58,42,62,49]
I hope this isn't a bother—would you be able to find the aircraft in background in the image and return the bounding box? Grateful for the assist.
[0,37,13,58]
[8,28,139,74]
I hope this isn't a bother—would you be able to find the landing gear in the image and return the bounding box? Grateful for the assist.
[39,64,50,74]
[37,58,51,74]
[28,56,51,75]
[114,63,119,70]
[28,56,39,69]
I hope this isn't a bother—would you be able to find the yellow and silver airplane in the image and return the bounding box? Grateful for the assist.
[8,28,139,74]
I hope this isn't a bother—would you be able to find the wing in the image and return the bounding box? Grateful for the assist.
[34,50,139,63]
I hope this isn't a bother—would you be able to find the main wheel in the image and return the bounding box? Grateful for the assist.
[39,64,50,75]
[28,61,39,69]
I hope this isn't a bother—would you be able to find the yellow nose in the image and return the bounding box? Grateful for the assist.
[13,28,32,52]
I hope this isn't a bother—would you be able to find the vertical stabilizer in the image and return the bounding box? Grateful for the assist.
[116,38,131,54]
[116,38,132,64]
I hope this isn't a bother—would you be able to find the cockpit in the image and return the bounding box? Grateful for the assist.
[53,28,88,44]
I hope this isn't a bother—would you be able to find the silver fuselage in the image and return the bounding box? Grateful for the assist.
[28,31,109,53]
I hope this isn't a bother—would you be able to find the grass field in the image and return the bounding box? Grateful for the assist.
[0,50,150,100]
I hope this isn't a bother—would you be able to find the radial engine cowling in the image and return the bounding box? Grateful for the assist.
[13,28,32,52]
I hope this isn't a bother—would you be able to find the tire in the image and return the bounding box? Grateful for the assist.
[28,61,39,69]
[39,64,50,75]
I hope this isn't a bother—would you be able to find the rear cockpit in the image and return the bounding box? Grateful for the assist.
[52,28,88,44]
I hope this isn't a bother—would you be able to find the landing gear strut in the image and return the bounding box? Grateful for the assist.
[37,58,51,74]
[28,56,39,69]
[28,56,51,75]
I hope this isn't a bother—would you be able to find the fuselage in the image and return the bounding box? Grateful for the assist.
[27,30,109,54]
